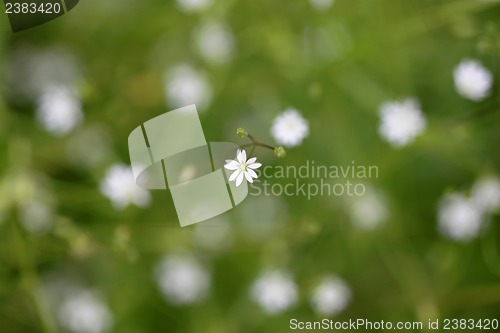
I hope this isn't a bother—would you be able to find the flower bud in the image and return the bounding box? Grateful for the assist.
[274,146,286,158]
[237,128,248,138]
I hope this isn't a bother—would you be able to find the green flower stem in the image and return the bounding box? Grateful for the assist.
[246,134,276,150]
[240,142,275,151]
[237,128,286,158]
[240,131,276,151]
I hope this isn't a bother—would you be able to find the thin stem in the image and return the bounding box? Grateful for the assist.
[254,142,275,150]
[238,130,283,159]
[243,132,276,150]
[240,142,275,152]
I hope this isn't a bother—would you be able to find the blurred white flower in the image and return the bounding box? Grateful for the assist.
[250,270,298,314]
[100,164,151,209]
[378,98,426,147]
[224,149,261,187]
[310,0,334,11]
[18,200,54,235]
[57,290,113,333]
[155,255,211,305]
[36,85,83,136]
[165,65,212,111]
[472,176,500,213]
[271,108,309,147]
[453,59,493,101]
[349,190,389,231]
[176,0,213,13]
[310,276,351,316]
[195,22,235,65]
[438,193,483,242]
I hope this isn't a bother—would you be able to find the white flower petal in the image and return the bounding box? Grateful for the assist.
[378,98,426,147]
[453,59,492,101]
[236,172,244,186]
[438,193,483,242]
[310,276,351,316]
[155,255,211,306]
[250,270,297,314]
[57,289,113,333]
[247,169,258,179]
[195,21,235,65]
[36,85,83,136]
[472,176,500,213]
[310,0,334,12]
[271,107,309,147]
[165,65,212,111]
[248,163,262,169]
[240,150,247,163]
[244,172,254,183]
[176,0,214,13]
[229,170,241,182]
[224,161,240,170]
[247,157,257,164]
[100,164,151,210]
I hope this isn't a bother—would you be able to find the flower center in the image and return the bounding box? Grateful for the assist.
[239,163,248,172]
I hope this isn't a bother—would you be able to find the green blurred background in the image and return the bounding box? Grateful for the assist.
[1,0,500,332]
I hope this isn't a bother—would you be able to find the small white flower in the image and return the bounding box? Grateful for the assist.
[378,98,426,147]
[100,164,151,210]
[155,255,211,305]
[250,270,298,315]
[472,176,500,213]
[438,193,483,242]
[57,290,113,333]
[310,0,334,11]
[224,149,261,187]
[453,59,493,101]
[310,276,351,316]
[165,65,212,111]
[36,85,83,136]
[349,190,389,231]
[271,108,309,147]
[176,0,213,13]
[195,22,235,65]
